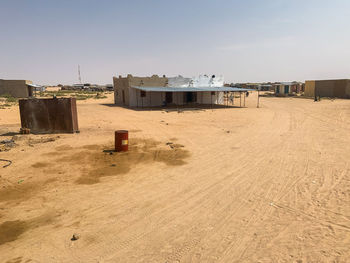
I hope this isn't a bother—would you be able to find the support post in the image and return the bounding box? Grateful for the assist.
[244,92,246,107]
[257,90,260,108]
[240,92,242,108]
[176,92,178,112]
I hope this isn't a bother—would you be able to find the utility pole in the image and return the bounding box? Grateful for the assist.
[78,65,82,84]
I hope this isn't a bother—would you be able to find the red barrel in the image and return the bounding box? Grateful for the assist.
[115,130,128,152]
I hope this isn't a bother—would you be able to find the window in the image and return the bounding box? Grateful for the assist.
[140,90,146,97]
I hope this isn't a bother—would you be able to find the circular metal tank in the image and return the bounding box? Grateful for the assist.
[115,130,128,152]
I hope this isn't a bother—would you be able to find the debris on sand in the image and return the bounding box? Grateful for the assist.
[0,159,12,168]
[28,137,56,145]
[71,233,80,241]
[19,128,30,134]
[0,139,16,152]
[166,142,185,149]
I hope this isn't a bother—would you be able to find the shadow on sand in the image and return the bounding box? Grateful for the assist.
[101,103,244,112]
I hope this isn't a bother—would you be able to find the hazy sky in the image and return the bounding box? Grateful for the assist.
[1,0,350,84]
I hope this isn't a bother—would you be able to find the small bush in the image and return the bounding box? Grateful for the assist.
[0,94,17,103]
[94,93,107,99]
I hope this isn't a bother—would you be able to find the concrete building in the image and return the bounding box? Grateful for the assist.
[304,79,350,99]
[274,82,303,96]
[113,74,248,107]
[0,79,34,98]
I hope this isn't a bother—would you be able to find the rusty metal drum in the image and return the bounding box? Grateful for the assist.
[115,130,128,152]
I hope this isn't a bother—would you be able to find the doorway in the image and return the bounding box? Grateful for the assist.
[27,86,33,97]
[184,92,197,103]
[165,92,173,103]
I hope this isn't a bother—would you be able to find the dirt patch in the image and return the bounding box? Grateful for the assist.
[82,144,99,150]
[21,138,189,190]
[28,137,57,145]
[0,183,38,203]
[5,257,24,263]
[129,129,142,133]
[50,138,191,185]
[55,145,73,151]
[31,162,50,168]
[0,220,29,245]
[0,179,55,204]
[0,213,54,246]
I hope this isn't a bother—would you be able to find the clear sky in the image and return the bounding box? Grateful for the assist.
[1,0,350,85]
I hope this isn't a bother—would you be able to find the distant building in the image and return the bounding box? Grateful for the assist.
[274,82,303,96]
[105,84,113,91]
[113,74,249,107]
[259,84,273,91]
[304,79,350,99]
[0,79,44,98]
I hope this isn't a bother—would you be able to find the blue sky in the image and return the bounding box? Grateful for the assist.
[1,0,350,84]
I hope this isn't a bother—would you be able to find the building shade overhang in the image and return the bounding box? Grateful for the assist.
[131,86,254,92]
[27,83,43,88]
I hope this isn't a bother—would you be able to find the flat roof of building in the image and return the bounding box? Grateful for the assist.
[131,86,254,92]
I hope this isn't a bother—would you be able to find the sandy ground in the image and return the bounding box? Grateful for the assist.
[0,93,350,263]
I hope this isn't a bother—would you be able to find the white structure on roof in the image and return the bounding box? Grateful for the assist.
[191,75,224,87]
[168,75,224,88]
[168,76,191,87]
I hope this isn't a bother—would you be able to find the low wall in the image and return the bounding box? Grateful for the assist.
[0,80,32,98]
[19,98,79,134]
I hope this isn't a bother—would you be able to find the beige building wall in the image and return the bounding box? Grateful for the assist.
[346,81,350,97]
[113,75,167,106]
[305,79,350,98]
[304,81,315,97]
[0,79,33,98]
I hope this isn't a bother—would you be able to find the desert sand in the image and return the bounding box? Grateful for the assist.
[0,93,350,263]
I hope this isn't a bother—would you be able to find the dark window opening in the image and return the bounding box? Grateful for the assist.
[165,92,173,103]
[184,92,197,103]
[28,87,33,97]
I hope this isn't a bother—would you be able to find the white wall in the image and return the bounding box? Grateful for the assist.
[129,89,225,107]
[200,91,224,104]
